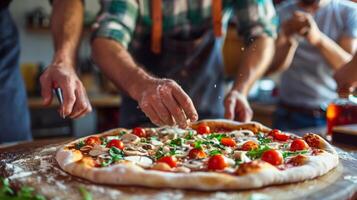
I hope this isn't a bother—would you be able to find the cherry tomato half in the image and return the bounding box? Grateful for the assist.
[261,149,283,166]
[197,124,210,135]
[133,127,146,137]
[188,149,207,159]
[270,129,290,141]
[85,136,101,146]
[241,141,259,151]
[157,156,177,168]
[207,155,228,170]
[221,137,236,147]
[106,139,124,150]
[290,139,309,151]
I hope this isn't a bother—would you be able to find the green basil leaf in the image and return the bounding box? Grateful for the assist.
[209,149,222,156]
[282,150,308,159]
[193,141,203,149]
[79,186,93,200]
[246,145,271,160]
[170,138,185,146]
[257,133,271,145]
[185,131,194,140]
[75,141,85,150]
[207,133,226,141]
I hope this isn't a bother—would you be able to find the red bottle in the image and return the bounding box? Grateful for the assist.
[326,97,357,135]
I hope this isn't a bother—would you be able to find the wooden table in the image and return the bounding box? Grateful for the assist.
[1,137,356,200]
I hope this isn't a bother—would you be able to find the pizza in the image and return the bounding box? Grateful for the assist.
[56,119,339,190]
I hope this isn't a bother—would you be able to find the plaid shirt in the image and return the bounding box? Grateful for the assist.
[93,0,278,49]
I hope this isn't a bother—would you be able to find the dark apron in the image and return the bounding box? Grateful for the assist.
[0,8,31,143]
[119,30,225,128]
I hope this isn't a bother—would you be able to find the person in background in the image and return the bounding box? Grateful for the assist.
[264,0,357,130]
[41,0,277,128]
[334,53,357,97]
[0,0,31,143]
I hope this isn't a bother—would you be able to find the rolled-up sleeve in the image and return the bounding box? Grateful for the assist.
[92,0,139,49]
[234,0,278,44]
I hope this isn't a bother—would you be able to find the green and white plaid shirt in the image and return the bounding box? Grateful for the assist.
[93,0,278,50]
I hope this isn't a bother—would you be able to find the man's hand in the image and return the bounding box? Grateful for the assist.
[133,78,198,128]
[224,90,253,122]
[295,11,322,46]
[40,60,92,119]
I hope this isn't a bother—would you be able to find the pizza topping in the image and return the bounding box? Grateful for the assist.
[246,145,271,160]
[79,145,93,153]
[89,144,108,157]
[124,156,153,168]
[287,154,308,166]
[123,145,148,156]
[121,133,140,144]
[157,156,177,168]
[183,160,205,170]
[312,149,325,155]
[85,136,101,146]
[75,141,85,150]
[188,149,207,159]
[221,137,236,147]
[241,141,259,151]
[106,139,124,150]
[290,139,309,151]
[282,150,308,159]
[133,127,147,137]
[261,149,283,166]
[303,133,322,148]
[269,129,290,141]
[233,151,251,163]
[257,133,272,145]
[207,154,228,170]
[150,137,163,146]
[196,124,211,134]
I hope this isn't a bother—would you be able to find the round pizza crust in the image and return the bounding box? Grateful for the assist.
[56,120,339,190]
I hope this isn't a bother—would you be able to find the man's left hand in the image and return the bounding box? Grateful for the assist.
[293,11,322,46]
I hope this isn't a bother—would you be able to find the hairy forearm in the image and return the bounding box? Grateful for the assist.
[51,0,84,64]
[266,34,298,75]
[91,38,154,100]
[233,36,275,96]
[316,33,352,70]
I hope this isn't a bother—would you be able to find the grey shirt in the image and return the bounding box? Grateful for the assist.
[277,0,357,108]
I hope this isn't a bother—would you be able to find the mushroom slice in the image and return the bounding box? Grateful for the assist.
[121,133,140,144]
[124,156,153,168]
[89,144,108,157]
[79,145,93,153]
[123,147,148,156]
[183,160,204,170]
[89,149,106,157]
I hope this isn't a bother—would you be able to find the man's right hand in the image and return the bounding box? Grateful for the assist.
[132,78,198,128]
[40,60,92,119]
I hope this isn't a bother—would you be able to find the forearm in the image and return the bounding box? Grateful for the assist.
[51,0,84,64]
[315,33,352,70]
[91,38,154,100]
[233,36,275,96]
[267,35,298,75]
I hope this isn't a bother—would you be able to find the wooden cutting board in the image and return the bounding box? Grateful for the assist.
[0,140,356,200]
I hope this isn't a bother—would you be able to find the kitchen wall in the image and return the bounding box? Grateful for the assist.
[9,0,100,66]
